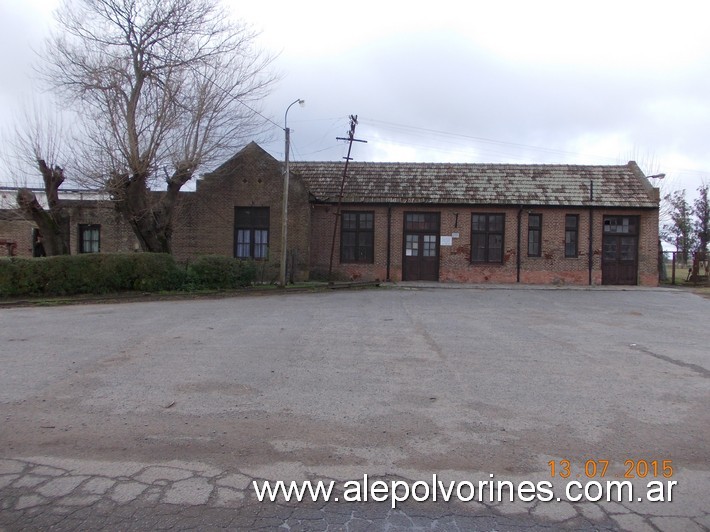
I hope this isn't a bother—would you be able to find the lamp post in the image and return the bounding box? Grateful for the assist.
[280,98,305,287]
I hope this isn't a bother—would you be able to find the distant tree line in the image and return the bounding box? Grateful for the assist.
[661,184,709,263]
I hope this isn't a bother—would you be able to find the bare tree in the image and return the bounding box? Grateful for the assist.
[5,106,72,256]
[44,0,277,253]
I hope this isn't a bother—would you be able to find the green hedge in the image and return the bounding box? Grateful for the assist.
[185,255,257,290]
[0,253,186,297]
[0,253,260,298]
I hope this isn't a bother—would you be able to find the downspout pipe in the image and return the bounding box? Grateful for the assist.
[588,181,594,286]
[386,204,392,282]
[516,206,523,283]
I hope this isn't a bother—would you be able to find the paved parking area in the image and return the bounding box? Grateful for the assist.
[1,286,708,530]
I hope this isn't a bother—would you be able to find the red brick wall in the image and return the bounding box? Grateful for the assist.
[309,204,391,281]
[0,214,34,257]
[171,144,312,282]
[0,202,140,257]
[310,204,659,286]
[67,201,140,254]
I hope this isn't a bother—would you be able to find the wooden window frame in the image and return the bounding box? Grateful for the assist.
[527,213,542,257]
[78,224,100,254]
[234,207,270,260]
[565,214,579,258]
[603,215,638,236]
[471,213,505,264]
[404,212,440,233]
[340,211,374,264]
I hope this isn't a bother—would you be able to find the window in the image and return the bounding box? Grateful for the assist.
[78,224,100,253]
[341,211,374,263]
[234,207,269,259]
[527,214,541,257]
[565,215,579,258]
[471,213,505,263]
[404,212,439,232]
[603,216,637,235]
[603,216,639,263]
[422,234,437,257]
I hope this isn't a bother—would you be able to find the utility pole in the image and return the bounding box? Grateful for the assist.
[328,115,367,281]
[280,99,304,287]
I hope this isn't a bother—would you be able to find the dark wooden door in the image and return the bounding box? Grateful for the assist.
[403,213,440,281]
[602,216,639,285]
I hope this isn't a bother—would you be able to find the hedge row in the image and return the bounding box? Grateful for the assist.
[184,255,257,290]
[0,254,258,297]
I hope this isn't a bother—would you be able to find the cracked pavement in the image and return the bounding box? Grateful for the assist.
[1,286,709,531]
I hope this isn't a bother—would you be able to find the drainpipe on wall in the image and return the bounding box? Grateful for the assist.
[386,204,392,281]
[516,206,523,283]
[588,181,594,286]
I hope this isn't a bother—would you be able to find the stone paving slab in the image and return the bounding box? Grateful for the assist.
[1,456,708,531]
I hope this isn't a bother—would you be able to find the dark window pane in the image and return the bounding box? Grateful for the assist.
[342,213,357,230]
[565,215,579,258]
[254,209,269,228]
[404,214,416,230]
[620,236,636,260]
[422,213,438,231]
[79,224,100,253]
[405,212,438,231]
[358,232,372,248]
[342,232,356,246]
[235,208,270,260]
[472,234,486,262]
[528,214,541,257]
[471,214,504,263]
[423,234,437,257]
[488,234,503,262]
[489,214,504,233]
[341,211,374,263]
[235,209,251,227]
[528,233,539,257]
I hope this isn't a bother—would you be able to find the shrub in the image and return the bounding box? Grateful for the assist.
[186,255,257,289]
[0,253,185,297]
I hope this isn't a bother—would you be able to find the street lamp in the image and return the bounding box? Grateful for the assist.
[280,98,305,287]
[647,173,666,180]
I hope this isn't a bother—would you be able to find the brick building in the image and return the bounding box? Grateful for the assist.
[0,190,141,258]
[0,141,660,286]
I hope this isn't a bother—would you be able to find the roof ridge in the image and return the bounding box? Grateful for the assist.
[291,160,658,208]
[291,161,629,168]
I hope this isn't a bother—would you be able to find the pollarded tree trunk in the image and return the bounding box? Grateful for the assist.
[16,189,70,256]
[110,165,194,254]
[15,159,70,256]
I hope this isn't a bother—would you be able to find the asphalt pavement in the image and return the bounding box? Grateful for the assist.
[1,285,708,531]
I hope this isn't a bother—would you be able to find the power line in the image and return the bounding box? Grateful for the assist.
[360,117,710,178]
[361,117,621,163]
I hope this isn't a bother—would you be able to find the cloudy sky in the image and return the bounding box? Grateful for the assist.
[2,0,709,196]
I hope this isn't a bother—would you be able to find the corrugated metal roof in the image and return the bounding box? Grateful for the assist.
[291,161,658,208]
